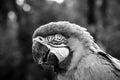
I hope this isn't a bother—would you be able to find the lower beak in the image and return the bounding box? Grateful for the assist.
[46,52,59,66]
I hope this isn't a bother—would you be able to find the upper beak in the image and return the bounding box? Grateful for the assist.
[32,42,59,67]
[32,41,50,64]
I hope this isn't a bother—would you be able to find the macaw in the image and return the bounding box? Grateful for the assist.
[32,21,120,80]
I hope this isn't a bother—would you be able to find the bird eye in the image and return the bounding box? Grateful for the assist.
[55,34,62,41]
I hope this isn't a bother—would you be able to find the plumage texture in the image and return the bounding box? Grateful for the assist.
[32,21,120,80]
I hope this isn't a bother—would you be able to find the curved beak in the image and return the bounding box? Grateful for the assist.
[32,40,59,67]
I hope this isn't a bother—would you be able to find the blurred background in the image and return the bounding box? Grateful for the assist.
[0,0,120,80]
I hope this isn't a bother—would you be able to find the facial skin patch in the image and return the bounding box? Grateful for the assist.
[49,47,69,63]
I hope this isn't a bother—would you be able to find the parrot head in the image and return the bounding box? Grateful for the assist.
[32,34,70,72]
[32,21,96,73]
